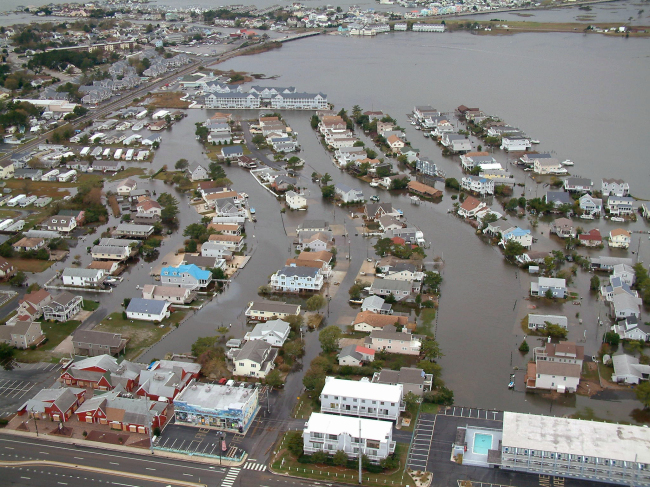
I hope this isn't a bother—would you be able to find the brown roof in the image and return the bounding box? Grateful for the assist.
[197,181,217,191]
[205,191,239,201]
[354,311,409,329]
[536,361,581,378]
[13,237,44,249]
[0,256,13,273]
[578,229,601,241]
[138,200,161,211]
[208,234,243,243]
[207,223,240,232]
[465,151,489,157]
[259,116,280,122]
[546,341,585,360]
[21,289,51,306]
[460,196,481,211]
[105,407,126,422]
[303,232,331,244]
[408,181,442,198]
[285,259,323,269]
[87,261,118,271]
[297,251,333,263]
[610,228,631,237]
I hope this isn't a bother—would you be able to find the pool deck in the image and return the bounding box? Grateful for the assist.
[463,426,503,467]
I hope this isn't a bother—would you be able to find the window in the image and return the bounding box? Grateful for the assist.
[238,362,245,366]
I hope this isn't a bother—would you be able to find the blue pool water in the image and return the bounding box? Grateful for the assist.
[473,433,493,455]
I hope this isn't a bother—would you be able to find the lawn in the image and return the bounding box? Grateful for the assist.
[82,300,100,312]
[272,434,409,487]
[94,311,187,360]
[107,167,147,181]
[416,308,436,336]
[3,179,74,198]
[14,319,81,363]
[420,403,438,414]
[291,394,316,419]
[5,257,54,273]
[146,92,190,109]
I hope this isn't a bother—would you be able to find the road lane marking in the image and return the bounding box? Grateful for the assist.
[183,473,193,476]
[74,457,84,460]
[145,468,155,471]
[109,462,119,465]
[39,452,49,455]
[21,477,31,479]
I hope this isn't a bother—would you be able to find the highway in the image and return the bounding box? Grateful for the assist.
[0,436,345,487]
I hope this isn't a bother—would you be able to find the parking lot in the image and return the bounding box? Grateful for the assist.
[0,362,63,419]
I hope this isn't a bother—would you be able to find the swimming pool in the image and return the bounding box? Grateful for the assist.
[473,433,493,455]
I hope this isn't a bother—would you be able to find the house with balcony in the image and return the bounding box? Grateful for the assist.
[533,158,564,175]
[42,292,83,322]
[244,319,291,347]
[113,224,154,239]
[303,413,395,463]
[334,183,364,203]
[233,340,278,378]
[270,265,323,293]
[458,196,488,219]
[609,228,631,249]
[530,277,567,298]
[285,190,307,210]
[207,234,244,252]
[320,376,404,421]
[602,178,630,197]
[578,194,602,216]
[461,176,494,196]
[525,342,584,393]
[364,328,422,356]
[296,232,334,252]
[62,268,105,288]
[563,177,592,193]
[160,264,212,290]
[500,227,533,249]
[501,135,531,152]
[551,218,576,239]
[606,196,635,216]
[371,367,433,397]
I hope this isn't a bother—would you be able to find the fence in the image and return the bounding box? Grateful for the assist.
[153,444,245,463]
[282,466,401,485]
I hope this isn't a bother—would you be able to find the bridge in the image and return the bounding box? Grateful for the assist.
[278,31,321,43]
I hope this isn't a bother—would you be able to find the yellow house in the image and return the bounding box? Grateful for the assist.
[0,161,15,179]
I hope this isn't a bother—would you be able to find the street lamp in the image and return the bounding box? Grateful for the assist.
[218,432,223,466]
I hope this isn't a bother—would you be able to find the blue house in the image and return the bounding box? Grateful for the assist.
[160,264,212,290]
[221,145,244,159]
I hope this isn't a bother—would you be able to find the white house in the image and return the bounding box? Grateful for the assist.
[233,340,277,378]
[602,178,629,197]
[125,298,171,322]
[527,314,568,331]
[526,341,583,393]
[533,158,564,175]
[607,196,635,216]
[461,176,494,196]
[578,194,602,216]
[116,178,137,196]
[285,190,307,210]
[303,413,395,463]
[613,316,649,342]
[244,319,290,347]
[270,266,324,292]
[611,293,642,321]
[320,377,404,421]
[609,228,631,249]
[458,196,488,219]
[62,268,105,287]
[530,277,567,298]
[187,162,209,181]
[500,227,533,249]
[500,136,531,152]
[611,353,650,384]
[334,183,364,203]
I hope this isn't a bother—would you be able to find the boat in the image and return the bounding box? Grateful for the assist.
[423,132,429,138]
[410,195,420,204]
[531,139,540,144]
[411,120,417,125]
[561,159,574,166]
[250,208,256,214]
[508,381,515,389]
[370,195,380,202]
[369,180,380,188]
[580,213,595,220]
[611,217,625,222]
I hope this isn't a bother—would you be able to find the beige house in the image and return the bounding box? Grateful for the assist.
[233,340,278,378]
[0,256,15,280]
[609,228,631,249]
[364,328,422,356]
[353,311,410,332]
[0,321,44,349]
[0,160,15,179]
[244,301,301,321]
[141,284,196,304]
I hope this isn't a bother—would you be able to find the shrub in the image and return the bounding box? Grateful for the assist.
[311,451,328,464]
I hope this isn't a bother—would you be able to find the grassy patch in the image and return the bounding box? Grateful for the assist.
[108,195,120,218]
[5,258,54,273]
[598,361,614,382]
[420,403,439,414]
[272,434,408,487]
[291,395,316,419]
[146,92,190,109]
[107,167,147,181]
[14,319,81,363]
[94,311,186,360]
[2,179,74,198]
[416,308,436,336]
[82,300,100,312]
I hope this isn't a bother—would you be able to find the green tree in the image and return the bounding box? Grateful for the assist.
[445,178,460,190]
[208,161,227,181]
[373,238,393,257]
[9,271,26,287]
[544,323,568,340]
[184,223,209,240]
[545,288,554,300]
[604,331,621,347]
[302,366,326,395]
[319,325,341,352]
[283,340,304,363]
[403,391,419,412]
[252,134,265,146]
[423,271,442,293]
[265,369,283,388]
[417,359,442,376]
[390,176,409,190]
[0,342,15,370]
[320,173,332,185]
[286,430,304,457]
[635,380,650,409]
[311,451,328,464]
[590,275,600,291]
[305,294,326,313]
[333,449,348,467]
[519,339,529,353]
[504,240,525,259]
[174,158,189,170]
[321,185,335,199]
[310,114,319,129]
[421,337,442,361]
[423,386,454,405]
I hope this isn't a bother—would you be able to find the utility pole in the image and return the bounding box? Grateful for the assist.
[358,415,362,485]
[31,407,38,437]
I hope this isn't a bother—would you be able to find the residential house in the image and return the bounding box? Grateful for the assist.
[270,266,324,292]
[244,301,301,322]
[42,292,83,322]
[361,295,392,315]
[371,367,433,397]
[221,145,244,159]
[42,215,77,233]
[364,203,395,221]
[136,200,162,216]
[207,223,241,236]
[71,329,127,357]
[525,341,583,393]
[458,196,488,219]
[233,340,278,378]
[530,277,567,298]
[0,256,15,280]
[441,133,472,153]
[551,218,576,238]
[125,298,170,322]
[533,158,564,175]
[285,190,307,210]
[303,413,395,463]
[272,175,297,192]
[62,268,105,287]
[116,178,137,195]
[207,234,244,252]
[364,328,422,356]
[612,263,636,286]
[500,227,533,249]
[12,237,46,252]
[527,314,568,331]
[136,361,200,403]
[113,224,155,238]
[200,241,233,260]
[160,264,212,290]
[320,376,404,421]
[187,162,209,181]
[0,320,44,349]
[244,319,290,347]
[297,220,330,234]
[613,316,650,342]
[578,194,602,216]
[334,183,364,203]
[369,278,412,302]
[602,178,629,197]
[611,293,642,321]
[607,196,635,216]
[600,276,638,303]
[590,256,634,272]
[611,353,650,384]
[545,191,572,208]
[609,228,631,249]
[501,135,531,152]
[141,284,196,304]
[58,209,85,226]
[18,387,85,423]
[338,345,376,367]
[16,289,51,320]
[298,232,333,252]
[461,176,494,196]
[353,311,409,332]
[563,177,593,193]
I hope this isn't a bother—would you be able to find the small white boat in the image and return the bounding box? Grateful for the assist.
[580,213,595,220]
[410,195,420,204]
[508,381,515,389]
[415,126,421,130]
[370,195,380,202]
[411,120,417,125]
[369,180,380,188]
[611,217,624,222]
[423,132,429,138]
[562,159,574,166]
[531,139,540,144]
